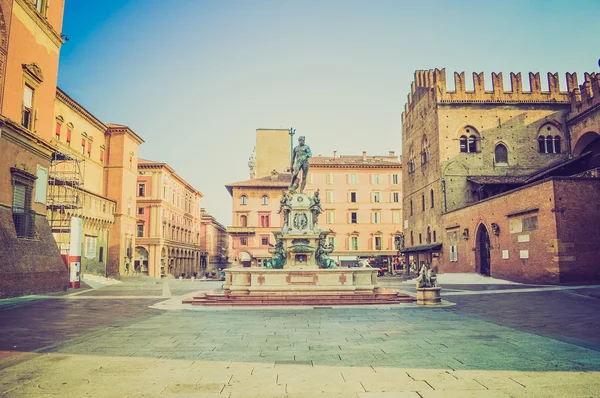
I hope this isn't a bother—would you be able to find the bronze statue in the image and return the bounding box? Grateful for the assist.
[315,237,337,269]
[264,238,286,269]
[289,136,312,193]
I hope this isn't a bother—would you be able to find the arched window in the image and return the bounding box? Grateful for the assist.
[539,124,562,154]
[408,148,415,173]
[261,195,268,205]
[419,233,422,244]
[430,189,434,208]
[240,215,247,227]
[468,135,477,153]
[410,200,413,216]
[433,230,437,242]
[421,194,425,211]
[459,127,480,153]
[538,136,546,153]
[427,226,431,243]
[495,144,508,164]
[241,195,247,205]
[410,231,414,246]
[460,136,468,153]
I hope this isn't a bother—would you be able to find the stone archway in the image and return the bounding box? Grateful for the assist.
[135,246,149,275]
[476,224,491,276]
[573,131,600,157]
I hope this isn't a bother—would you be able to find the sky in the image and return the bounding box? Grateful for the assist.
[57,0,600,224]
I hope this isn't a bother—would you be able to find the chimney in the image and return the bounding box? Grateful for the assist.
[362,151,367,161]
[389,151,395,156]
[333,151,337,159]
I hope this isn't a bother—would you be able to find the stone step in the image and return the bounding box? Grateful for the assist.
[183,291,415,306]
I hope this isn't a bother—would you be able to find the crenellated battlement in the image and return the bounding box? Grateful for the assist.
[402,69,578,122]
[569,73,600,120]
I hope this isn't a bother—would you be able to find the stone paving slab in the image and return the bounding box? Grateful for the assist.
[2,353,600,397]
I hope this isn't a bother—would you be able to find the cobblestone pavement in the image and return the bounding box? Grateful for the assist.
[1,278,600,397]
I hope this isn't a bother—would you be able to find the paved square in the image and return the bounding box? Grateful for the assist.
[1,278,600,397]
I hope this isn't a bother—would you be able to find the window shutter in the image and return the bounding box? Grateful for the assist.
[87,142,92,154]
[35,166,48,204]
[67,130,71,142]
[55,123,61,136]
[100,150,104,162]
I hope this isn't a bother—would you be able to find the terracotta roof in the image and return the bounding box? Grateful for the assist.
[309,156,401,168]
[225,173,292,195]
[467,176,529,185]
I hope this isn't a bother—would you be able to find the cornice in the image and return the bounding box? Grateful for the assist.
[15,0,64,47]
[106,125,144,145]
[312,163,402,169]
[0,116,55,160]
[56,88,107,132]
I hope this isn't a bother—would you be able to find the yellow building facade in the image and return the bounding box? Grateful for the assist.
[305,152,403,267]
[50,88,116,277]
[136,159,203,278]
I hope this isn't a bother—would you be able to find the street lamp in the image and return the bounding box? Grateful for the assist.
[289,127,296,172]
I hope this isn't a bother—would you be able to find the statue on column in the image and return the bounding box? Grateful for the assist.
[289,136,312,193]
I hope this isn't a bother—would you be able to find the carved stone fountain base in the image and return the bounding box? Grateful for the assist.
[225,267,377,295]
[183,267,416,306]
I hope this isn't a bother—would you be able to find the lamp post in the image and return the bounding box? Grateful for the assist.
[289,127,296,172]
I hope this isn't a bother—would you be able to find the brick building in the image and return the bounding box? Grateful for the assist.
[401,69,600,283]
[227,129,403,269]
[0,0,68,297]
[136,159,203,278]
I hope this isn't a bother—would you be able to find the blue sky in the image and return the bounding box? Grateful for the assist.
[58,0,600,224]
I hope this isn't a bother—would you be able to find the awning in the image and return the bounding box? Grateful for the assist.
[401,243,442,253]
[239,252,251,261]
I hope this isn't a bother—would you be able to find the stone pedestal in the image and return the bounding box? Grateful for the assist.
[416,287,442,305]
[224,267,378,295]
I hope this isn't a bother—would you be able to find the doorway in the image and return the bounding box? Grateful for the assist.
[476,224,491,276]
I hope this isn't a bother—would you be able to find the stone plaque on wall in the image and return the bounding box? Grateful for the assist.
[509,218,523,234]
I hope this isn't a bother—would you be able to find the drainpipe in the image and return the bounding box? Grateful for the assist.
[441,178,447,213]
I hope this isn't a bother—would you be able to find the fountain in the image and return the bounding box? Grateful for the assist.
[184,135,414,306]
